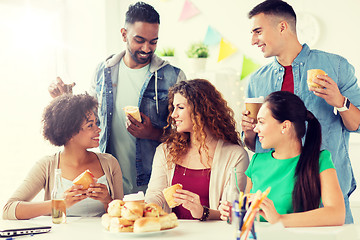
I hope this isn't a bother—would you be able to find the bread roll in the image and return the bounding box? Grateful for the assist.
[72,169,95,189]
[162,184,182,208]
[101,213,112,230]
[121,201,144,220]
[307,69,327,89]
[144,203,162,217]
[133,217,161,233]
[109,217,134,233]
[107,199,125,217]
[159,212,179,230]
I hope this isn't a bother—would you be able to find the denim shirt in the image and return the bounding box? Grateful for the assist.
[91,51,186,187]
[247,44,360,200]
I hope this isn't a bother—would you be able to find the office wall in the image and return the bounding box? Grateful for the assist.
[113,0,360,199]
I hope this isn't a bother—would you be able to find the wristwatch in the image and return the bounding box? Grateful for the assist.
[333,97,350,115]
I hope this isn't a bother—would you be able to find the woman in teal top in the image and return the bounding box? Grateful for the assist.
[220,91,345,227]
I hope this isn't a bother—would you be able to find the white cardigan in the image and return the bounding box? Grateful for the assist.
[145,139,249,213]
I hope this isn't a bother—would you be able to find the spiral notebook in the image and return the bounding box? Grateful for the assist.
[0,220,51,238]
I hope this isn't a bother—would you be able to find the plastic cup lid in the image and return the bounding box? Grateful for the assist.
[245,96,265,103]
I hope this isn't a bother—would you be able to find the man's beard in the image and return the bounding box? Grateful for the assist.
[128,47,153,64]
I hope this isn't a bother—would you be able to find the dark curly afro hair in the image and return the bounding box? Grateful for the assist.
[42,93,98,146]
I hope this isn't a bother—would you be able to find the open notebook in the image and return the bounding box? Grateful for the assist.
[0,220,51,237]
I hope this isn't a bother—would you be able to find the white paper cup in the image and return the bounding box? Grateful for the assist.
[123,191,145,203]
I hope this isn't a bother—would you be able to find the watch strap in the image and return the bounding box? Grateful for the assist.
[334,97,349,115]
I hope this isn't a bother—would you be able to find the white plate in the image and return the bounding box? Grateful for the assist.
[105,227,176,237]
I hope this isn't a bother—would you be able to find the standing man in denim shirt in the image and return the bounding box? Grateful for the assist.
[241,0,360,224]
[49,2,186,195]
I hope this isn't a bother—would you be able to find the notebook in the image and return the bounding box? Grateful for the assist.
[0,220,51,238]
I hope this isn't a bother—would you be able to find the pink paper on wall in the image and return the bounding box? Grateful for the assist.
[179,0,200,21]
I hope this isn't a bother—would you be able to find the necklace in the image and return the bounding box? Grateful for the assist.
[181,136,217,176]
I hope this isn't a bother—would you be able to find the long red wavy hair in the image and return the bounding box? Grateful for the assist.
[163,79,241,168]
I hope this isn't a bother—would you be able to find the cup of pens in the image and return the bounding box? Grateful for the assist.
[233,187,271,240]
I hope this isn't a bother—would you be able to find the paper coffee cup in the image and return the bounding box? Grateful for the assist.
[307,69,327,89]
[123,106,142,122]
[123,191,145,203]
[245,96,264,123]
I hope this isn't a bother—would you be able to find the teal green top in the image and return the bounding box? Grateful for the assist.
[245,150,335,221]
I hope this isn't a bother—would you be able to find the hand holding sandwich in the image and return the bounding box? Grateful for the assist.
[64,184,112,210]
[126,112,162,141]
[64,169,112,210]
[173,189,203,219]
[86,182,113,209]
[308,73,343,108]
[63,185,88,208]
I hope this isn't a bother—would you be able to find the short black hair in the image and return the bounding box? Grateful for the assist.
[125,1,160,25]
[248,0,296,28]
[42,93,98,146]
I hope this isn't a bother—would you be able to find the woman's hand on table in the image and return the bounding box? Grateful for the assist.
[64,185,88,207]
[173,189,203,219]
[219,200,232,221]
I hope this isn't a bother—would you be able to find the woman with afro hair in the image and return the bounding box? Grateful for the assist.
[3,93,123,220]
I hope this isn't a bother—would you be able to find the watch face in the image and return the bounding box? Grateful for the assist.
[346,98,350,109]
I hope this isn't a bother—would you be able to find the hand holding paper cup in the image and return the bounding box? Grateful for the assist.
[123,106,142,122]
[307,69,327,89]
[245,96,264,123]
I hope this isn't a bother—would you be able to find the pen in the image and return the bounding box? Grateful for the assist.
[239,196,247,230]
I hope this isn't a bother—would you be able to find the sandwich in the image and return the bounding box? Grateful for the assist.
[159,212,179,230]
[121,201,144,220]
[307,69,327,89]
[123,106,142,122]
[72,169,95,189]
[133,217,161,233]
[107,199,125,217]
[162,184,183,208]
[109,217,135,233]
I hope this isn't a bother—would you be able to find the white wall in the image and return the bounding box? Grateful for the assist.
[118,0,360,201]
[0,0,359,219]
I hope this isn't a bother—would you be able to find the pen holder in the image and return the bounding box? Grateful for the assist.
[249,221,257,240]
[239,209,257,240]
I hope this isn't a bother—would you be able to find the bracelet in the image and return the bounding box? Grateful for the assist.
[198,205,210,221]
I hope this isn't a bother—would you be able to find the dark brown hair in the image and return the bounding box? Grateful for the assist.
[248,0,297,32]
[265,91,322,212]
[42,93,98,146]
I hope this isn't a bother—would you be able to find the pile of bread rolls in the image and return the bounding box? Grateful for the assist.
[102,200,178,233]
